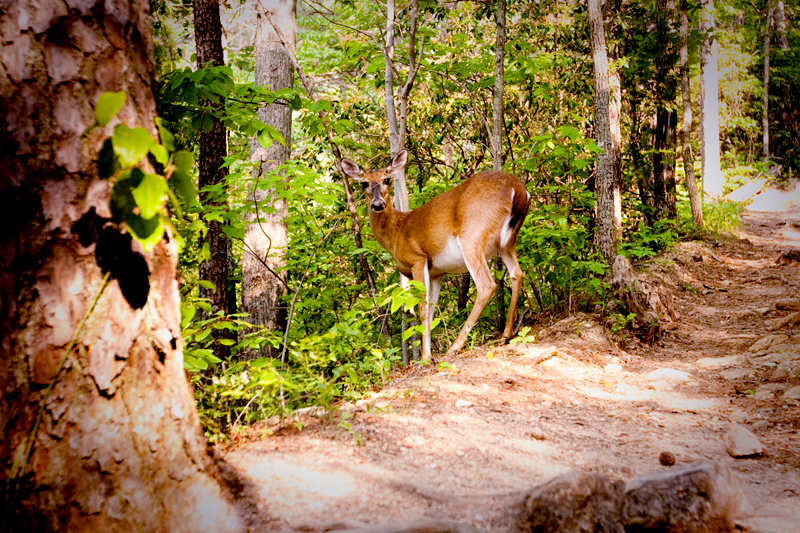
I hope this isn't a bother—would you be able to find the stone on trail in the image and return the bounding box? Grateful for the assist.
[771,361,800,381]
[696,355,745,369]
[512,462,747,533]
[782,385,800,400]
[645,368,693,381]
[621,462,747,533]
[724,424,764,457]
[748,334,790,354]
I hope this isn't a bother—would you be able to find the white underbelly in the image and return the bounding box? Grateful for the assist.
[431,236,469,275]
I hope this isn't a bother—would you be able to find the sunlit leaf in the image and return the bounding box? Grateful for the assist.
[96,91,126,127]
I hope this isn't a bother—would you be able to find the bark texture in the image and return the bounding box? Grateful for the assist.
[653,0,678,220]
[0,0,243,530]
[589,0,618,266]
[763,0,772,164]
[700,0,723,198]
[244,1,295,359]
[680,1,704,229]
[195,0,233,358]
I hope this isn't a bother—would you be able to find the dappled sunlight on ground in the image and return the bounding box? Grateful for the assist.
[224,187,800,532]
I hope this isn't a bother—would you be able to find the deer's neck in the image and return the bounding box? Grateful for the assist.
[369,201,409,259]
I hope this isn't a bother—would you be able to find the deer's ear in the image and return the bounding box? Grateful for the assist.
[387,150,408,174]
[340,159,363,180]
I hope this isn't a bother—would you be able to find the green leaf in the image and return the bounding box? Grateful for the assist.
[109,170,137,221]
[221,225,245,240]
[150,144,169,166]
[98,138,120,179]
[125,213,164,250]
[198,280,216,290]
[170,151,197,205]
[112,124,156,167]
[131,173,168,219]
[256,128,274,150]
[155,117,176,152]
[96,91,126,127]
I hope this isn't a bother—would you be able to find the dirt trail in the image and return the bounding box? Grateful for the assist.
[224,190,800,533]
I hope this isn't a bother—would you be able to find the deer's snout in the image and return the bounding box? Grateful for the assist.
[370,184,386,211]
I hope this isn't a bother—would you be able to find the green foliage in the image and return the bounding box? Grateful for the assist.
[147,0,796,443]
[88,92,194,252]
[622,217,678,260]
[509,326,535,345]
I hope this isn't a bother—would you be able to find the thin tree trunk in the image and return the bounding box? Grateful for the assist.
[493,0,508,334]
[609,69,623,240]
[384,0,423,358]
[243,2,295,359]
[0,0,244,529]
[194,0,233,359]
[680,1,704,229]
[589,0,617,266]
[763,0,772,164]
[493,0,506,171]
[700,0,723,198]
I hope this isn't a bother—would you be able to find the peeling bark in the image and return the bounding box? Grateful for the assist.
[0,0,246,530]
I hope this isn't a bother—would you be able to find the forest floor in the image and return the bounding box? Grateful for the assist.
[223,182,800,533]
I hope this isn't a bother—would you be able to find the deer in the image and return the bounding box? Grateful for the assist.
[341,149,530,361]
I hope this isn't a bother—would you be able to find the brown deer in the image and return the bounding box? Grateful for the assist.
[341,150,530,361]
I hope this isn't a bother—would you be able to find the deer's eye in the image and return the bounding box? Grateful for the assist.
[383,178,392,186]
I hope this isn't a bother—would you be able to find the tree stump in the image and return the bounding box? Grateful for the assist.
[611,255,677,342]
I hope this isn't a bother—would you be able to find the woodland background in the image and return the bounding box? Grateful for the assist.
[155,0,799,441]
[1,0,798,528]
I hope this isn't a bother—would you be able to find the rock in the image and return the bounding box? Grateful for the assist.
[645,368,693,381]
[754,383,784,400]
[621,462,747,532]
[774,298,800,310]
[771,361,800,381]
[782,385,800,400]
[724,425,764,457]
[751,420,771,431]
[511,462,747,533]
[728,410,750,424]
[513,470,625,533]
[528,427,547,440]
[603,363,623,373]
[659,451,676,466]
[755,307,772,315]
[649,381,676,391]
[455,399,474,408]
[753,344,800,365]
[773,311,800,329]
[696,355,745,369]
[720,368,754,381]
[748,334,790,354]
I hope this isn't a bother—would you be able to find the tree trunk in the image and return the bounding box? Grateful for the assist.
[492,0,506,171]
[0,0,243,530]
[774,0,789,50]
[243,2,296,359]
[609,69,623,241]
[700,0,723,198]
[385,0,422,358]
[589,0,617,266]
[195,0,233,359]
[493,0,508,335]
[680,1,704,229]
[763,0,772,164]
[653,0,678,221]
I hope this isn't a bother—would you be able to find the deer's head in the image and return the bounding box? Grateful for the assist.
[341,150,408,212]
